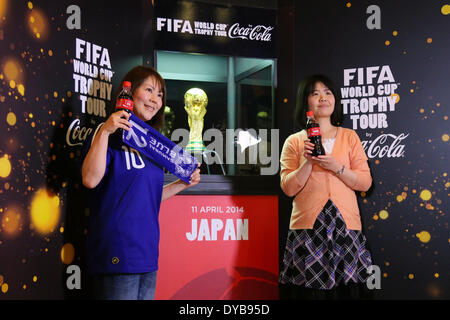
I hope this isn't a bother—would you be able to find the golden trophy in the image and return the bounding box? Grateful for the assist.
[184,88,208,153]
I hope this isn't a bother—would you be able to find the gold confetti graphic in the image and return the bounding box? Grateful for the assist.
[61,243,75,265]
[391,93,400,103]
[6,112,16,126]
[30,188,60,234]
[1,207,22,237]
[1,283,9,294]
[0,0,8,21]
[0,154,12,177]
[416,231,431,243]
[2,57,24,86]
[419,189,432,201]
[26,5,49,40]
[442,134,449,142]
[379,210,389,220]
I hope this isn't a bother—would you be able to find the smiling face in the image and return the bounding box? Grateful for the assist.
[132,76,163,122]
[307,81,336,120]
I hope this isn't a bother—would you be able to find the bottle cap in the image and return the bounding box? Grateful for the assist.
[306,111,314,117]
[123,81,131,88]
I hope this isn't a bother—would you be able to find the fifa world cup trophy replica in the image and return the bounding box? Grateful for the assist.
[184,88,208,153]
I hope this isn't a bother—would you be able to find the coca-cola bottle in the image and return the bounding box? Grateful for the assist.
[306,111,325,157]
[115,81,134,113]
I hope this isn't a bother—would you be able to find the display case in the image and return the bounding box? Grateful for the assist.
[152,1,280,301]
[156,50,277,177]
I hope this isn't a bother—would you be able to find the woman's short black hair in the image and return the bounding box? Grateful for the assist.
[294,74,343,130]
[112,65,166,130]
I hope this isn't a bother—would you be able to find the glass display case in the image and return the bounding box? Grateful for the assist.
[156,50,276,176]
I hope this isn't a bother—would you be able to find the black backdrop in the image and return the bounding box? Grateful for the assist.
[0,0,448,300]
[277,0,449,299]
[0,0,152,299]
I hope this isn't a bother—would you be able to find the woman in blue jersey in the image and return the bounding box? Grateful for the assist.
[82,66,201,300]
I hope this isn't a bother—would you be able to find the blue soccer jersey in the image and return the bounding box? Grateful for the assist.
[84,132,164,275]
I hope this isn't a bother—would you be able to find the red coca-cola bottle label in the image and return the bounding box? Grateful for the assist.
[116,98,134,111]
[308,127,321,137]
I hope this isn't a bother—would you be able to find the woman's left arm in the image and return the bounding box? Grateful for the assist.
[161,166,201,201]
[312,154,361,189]
[313,132,372,191]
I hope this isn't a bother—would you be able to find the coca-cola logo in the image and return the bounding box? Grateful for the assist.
[66,119,103,147]
[228,23,273,41]
[361,133,409,158]
[66,119,92,146]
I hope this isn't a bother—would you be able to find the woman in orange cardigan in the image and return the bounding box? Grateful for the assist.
[279,74,374,300]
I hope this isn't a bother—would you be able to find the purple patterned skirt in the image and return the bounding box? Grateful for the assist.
[279,200,373,290]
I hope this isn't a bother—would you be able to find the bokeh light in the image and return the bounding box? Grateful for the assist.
[6,112,16,126]
[3,57,24,83]
[26,6,49,40]
[416,231,431,243]
[391,93,400,103]
[442,134,449,142]
[1,207,22,237]
[419,189,432,201]
[0,154,12,178]
[0,0,7,23]
[379,210,389,220]
[61,243,75,264]
[17,84,25,96]
[30,188,60,234]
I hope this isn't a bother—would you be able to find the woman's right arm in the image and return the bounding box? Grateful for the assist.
[280,135,315,197]
[81,110,131,189]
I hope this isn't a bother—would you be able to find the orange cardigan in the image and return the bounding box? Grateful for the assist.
[280,127,372,231]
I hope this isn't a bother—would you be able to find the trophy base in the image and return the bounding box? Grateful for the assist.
[186,141,206,154]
